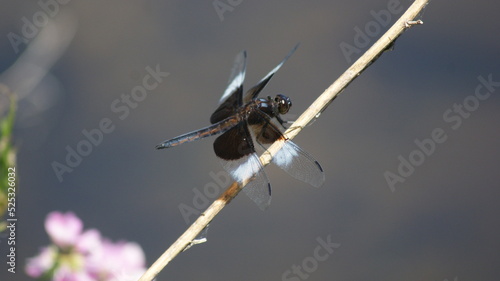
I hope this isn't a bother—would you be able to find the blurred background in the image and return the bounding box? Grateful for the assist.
[1,0,499,280]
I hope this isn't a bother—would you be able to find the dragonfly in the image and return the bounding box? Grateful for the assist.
[156,45,325,210]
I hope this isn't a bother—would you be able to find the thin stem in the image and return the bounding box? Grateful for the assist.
[138,0,430,280]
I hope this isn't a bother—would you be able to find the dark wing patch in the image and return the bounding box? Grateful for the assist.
[213,122,254,160]
[210,88,242,124]
[246,109,285,145]
[255,121,284,145]
[213,121,272,210]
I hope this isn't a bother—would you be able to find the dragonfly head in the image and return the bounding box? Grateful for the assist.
[274,94,292,115]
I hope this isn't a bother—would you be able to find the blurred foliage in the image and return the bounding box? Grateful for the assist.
[0,89,16,232]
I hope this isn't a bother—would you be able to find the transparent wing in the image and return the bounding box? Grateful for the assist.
[250,110,325,188]
[221,154,272,210]
[218,50,247,105]
[210,51,247,124]
[243,44,298,103]
[272,139,325,188]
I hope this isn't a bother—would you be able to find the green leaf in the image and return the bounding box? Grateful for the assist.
[0,93,16,219]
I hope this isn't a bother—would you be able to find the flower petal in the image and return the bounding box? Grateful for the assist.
[45,211,83,248]
[76,229,102,254]
[25,246,57,278]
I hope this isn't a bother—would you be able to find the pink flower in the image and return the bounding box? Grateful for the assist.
[53,266,94,281]
[26,211,147,281]
[25,246,57,278]
[76,229,102,254]
[86,240,146,280]
[45,211,83,248]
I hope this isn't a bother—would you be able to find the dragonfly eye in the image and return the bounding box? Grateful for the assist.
[275,94,292,114]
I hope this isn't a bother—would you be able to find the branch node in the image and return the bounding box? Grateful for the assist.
[405,20,424,28]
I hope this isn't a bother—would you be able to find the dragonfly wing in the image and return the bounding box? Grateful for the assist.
[271,140,325,188]
[214,122,272,210]
[219,50,247,105]
[211,51,247,124]
[252,111,325,188]
[221,154,272,210]
[243,44,298,103]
